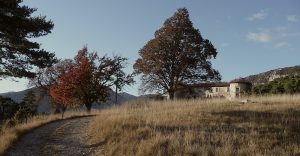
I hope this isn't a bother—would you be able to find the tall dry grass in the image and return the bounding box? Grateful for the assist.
[88,94,300,156]
[0,111,91,155]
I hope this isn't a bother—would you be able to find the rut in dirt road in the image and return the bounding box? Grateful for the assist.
[6,116,96,156]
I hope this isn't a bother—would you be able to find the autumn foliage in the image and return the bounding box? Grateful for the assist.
[50,49,94,110]
[134,8,220,99]
[49,47,130,112]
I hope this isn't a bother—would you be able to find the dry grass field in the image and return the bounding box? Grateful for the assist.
[88,95,300,156]
[0,111,90,155]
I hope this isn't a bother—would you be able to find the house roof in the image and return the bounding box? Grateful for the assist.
[177,78,252,89]
[179,82,229,88]
[229,78,251,84]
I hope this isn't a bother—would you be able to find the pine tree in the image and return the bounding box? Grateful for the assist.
[15,90,37,123]
[0,0,56,79]
[0,96,19,120]
[22,90,37,115]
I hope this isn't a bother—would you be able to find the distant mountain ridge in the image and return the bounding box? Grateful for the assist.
[2,65,299,112]
[0,88,137,113]
[244,65,300,85]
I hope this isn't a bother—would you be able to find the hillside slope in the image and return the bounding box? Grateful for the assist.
[0,88,137,113]
[88,95,300,156]
[244,65,300,85]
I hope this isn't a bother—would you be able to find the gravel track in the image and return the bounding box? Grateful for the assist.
[6,116,96,156]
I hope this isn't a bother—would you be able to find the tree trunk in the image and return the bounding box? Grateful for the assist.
[169,91,175,100]
[115,85,118,105]
[61,106,66,119]
[85,103,92,113]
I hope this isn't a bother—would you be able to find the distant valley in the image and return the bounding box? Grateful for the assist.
[0,88,137,113]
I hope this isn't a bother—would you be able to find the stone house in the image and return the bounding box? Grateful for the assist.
[174,78,252,99]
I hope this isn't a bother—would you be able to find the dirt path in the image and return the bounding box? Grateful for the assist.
[6,116,96,156]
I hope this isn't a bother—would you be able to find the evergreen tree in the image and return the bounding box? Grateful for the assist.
[0,96,19,120]
[22,90,37,115]
[0,0,56,79]
[15,90,37,123]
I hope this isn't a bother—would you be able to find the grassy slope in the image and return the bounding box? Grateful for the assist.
[88,95,300,156]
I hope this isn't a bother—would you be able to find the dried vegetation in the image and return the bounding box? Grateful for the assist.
[88,95,300,156]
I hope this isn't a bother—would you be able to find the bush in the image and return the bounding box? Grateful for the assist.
[3,118,17,128]
[0,96,19,120]
[13,108,29,123]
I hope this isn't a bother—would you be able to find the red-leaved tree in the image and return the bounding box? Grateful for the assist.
[50,47,127,112]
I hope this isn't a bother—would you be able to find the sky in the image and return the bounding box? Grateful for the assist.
[1,0,300,96]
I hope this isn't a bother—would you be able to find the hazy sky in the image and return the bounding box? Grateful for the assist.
[1,0,300,96]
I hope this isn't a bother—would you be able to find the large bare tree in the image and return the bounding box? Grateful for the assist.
[134,8,221,99]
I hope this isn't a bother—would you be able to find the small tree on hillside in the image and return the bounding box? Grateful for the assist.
[0,96,19,121]
[29,59,76,115]
[111,56,135,104]
[0,0,56,79]
[134,8,220,99]
[15,90,37,123]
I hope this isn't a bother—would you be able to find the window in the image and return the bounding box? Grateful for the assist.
[236,87,240,97]
[216,88,218,92]
[227,87,230,92]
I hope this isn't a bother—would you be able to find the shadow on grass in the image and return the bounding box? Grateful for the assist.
[211,110,300,144]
